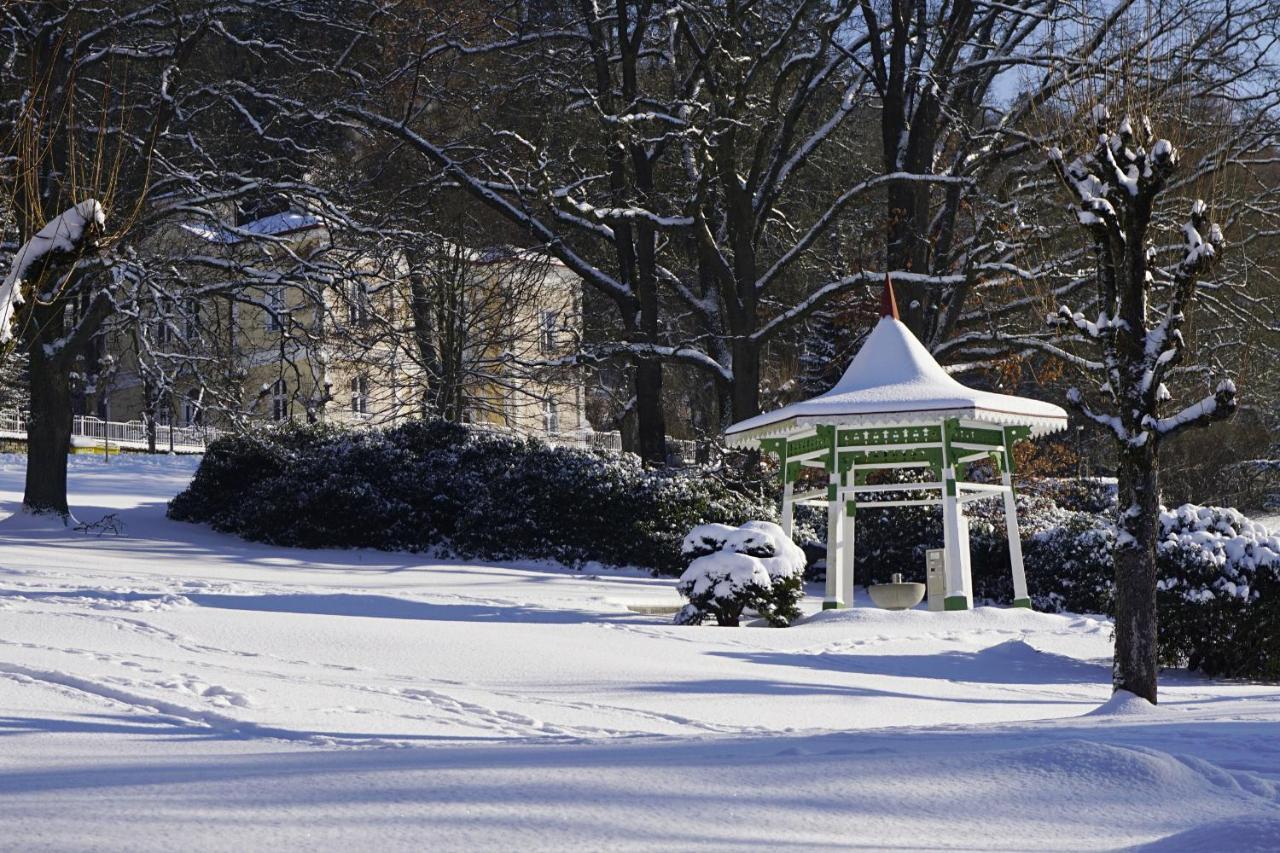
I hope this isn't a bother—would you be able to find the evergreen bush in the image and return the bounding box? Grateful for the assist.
[169,420,775,573]
[675,521,806,626]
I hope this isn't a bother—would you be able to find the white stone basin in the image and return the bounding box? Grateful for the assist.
[867,581,926,611]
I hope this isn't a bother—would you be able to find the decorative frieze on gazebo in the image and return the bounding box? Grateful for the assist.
[724,279,1069,611]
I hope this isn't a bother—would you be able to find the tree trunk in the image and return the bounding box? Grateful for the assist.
[731,338,761,422]
[633,358,666,465]
[406,265,444,418]
[886,179,933,338]
[1113,444,1161,703]
[142,377,158,454]
[24,350,74,519]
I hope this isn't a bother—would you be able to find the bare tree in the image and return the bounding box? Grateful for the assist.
[400,239,572,426]
[0,1,356,517]
[1048,110,1234,703]
[322,1,681,462]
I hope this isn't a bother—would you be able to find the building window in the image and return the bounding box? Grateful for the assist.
[539,310,558,353]
[544,398,560,433]
[156,393,172,427]
[350,375,369,417]
[265,287,285,331]
[348,280,370,326]
[183,298,199,341]
[271,379,288,421]
[155,298,174,344]
[182,389,202,426]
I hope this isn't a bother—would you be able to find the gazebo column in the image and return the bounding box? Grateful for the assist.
[841,493,856,608]
[941,420,973,610]
[824,469,846,609]
[1002,427,1031,608]
[941,472,973,609]
[780,479,794,538]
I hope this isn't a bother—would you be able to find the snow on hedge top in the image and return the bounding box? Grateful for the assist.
[725,315,1068,443]
[0,200,105,343]
[679,551,774,601]
[681,520,805,581]
[1156,504,1280,603]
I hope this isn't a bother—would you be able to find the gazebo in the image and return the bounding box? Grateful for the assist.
[724,279,1069,611]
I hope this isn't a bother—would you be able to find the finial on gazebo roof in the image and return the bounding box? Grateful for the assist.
[880,273,899,320]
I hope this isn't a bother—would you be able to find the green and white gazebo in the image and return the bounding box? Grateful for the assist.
[724,280,1069,611]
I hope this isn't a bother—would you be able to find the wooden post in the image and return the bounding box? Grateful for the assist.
[1003,473,1029,608]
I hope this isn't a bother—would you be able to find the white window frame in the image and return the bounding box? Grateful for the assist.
[265,287,285,331]
[539,310,558,353]
[271,379,288,421]
[182,389,202,427]
[348,280,370,326]
[350,374,370,418]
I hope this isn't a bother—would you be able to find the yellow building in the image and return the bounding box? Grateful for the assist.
[90,208,591,441]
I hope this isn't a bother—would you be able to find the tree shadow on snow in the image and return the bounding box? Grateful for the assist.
[0,496,667,589]
[712,639,1109,686]
[627,677,1089,705]
[0,713,527,745]
[0,587,630,625]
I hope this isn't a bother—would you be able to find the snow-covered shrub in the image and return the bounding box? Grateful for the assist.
[675,521,805,626]
[1027,477,1117,514]
[980,498,1279,680]
[1020,503,1115,614]
[1155,506,1280,679]
[168,420,775,573]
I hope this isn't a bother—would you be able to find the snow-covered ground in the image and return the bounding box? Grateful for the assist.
[1,454,1277,851]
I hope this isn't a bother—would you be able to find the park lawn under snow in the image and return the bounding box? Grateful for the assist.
[0,454,1277,851]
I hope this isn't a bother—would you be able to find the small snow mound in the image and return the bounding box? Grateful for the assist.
[1130,817,1280,852]
[0,507,79,531]
[1087,690,1163,717]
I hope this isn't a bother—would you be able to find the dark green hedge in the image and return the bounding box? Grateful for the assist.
[168,420,775,574]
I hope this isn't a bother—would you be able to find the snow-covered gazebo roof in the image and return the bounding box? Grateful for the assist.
[723,278,1069,614]
[725,282,1068,446]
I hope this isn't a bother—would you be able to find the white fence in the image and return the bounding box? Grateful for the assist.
[0,410,218,453]
[0,410,698,461]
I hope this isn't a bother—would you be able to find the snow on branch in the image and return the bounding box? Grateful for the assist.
[1146,379,1237,438]
[0,200,106,343]
[1047,304,1124,338]
[1064,388,1129,443]
[531,341,732,383]
[1174,200,1225,283]
[1047,112,1177,238]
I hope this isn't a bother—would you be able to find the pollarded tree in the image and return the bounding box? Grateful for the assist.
[1047,111,1235,703]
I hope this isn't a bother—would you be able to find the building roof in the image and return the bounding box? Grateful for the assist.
[725,283,1069,445]
[180,211,323,245]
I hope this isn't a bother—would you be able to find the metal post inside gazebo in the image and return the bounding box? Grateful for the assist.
[724,279,1069,611]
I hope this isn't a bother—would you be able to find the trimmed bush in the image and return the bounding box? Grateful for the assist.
[169,420,776,574]
[1155,506,1280,679]
[675,521,806,626]
[792,470,1276,680]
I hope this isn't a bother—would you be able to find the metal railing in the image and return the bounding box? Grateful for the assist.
[0,408,696,461]
[0,410,218,453]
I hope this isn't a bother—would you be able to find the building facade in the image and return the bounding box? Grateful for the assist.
[87,208,591,442]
